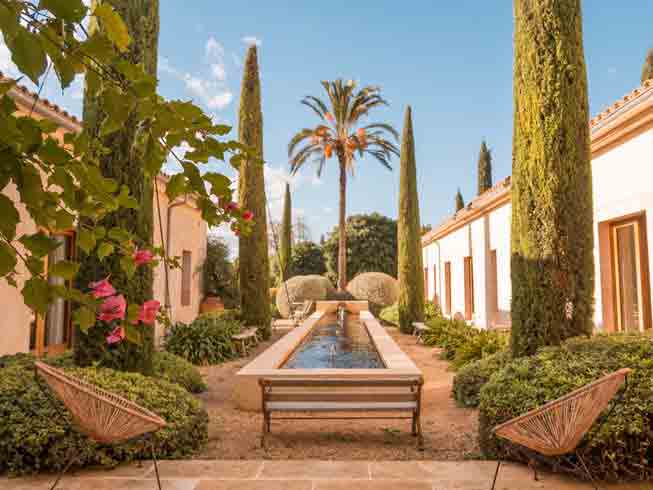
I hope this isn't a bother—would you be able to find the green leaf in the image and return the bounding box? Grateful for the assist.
[108,227,131,243]
[0,194,19,241]
[22,276,52,314]
[39,0,87,23]
[97,242,114,260]
[73,305,96,333]
[126,303,139,323]
[49,260,79,280]
[120,255,136,278]
[0,242,17,276]
[116,185,138,209]
[9,28,47,84]
[19,232,59,258]
[93,3,130,52]
[123,322,141,344]
[204,172,231,196]
[166,174,186,201]
[77,228,96,253]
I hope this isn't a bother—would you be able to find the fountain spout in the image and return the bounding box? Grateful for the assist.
[337,303,346,329]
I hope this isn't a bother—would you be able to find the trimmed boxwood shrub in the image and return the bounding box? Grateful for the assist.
[152,351,207,394]
[0,359,208,476]
[164,316,242,365]
[479,334,653,482]
[452,351,512,408]
[380,300,440,327]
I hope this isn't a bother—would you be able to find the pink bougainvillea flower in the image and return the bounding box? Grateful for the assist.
[242,210,254,221]
[136,300,160,325]
[225,201,239,212]
[89,278,116,298]
[98,294,127,322]
[106,326,125,345]
[133,249,154,266]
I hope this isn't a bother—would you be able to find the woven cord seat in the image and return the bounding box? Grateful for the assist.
[490,368,631,490]
[34,361,167,490]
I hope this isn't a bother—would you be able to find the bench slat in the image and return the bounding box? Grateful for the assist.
[266,401,417,412]
[260,378,421,388]
[267,391,418,403]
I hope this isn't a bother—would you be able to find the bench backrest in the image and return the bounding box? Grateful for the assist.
[260,377,423,405]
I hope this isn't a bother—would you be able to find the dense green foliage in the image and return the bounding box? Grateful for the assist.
[423,317,507,369]
[152,351,207,394]
[0,1,248,336]
[452,351,511,408]
[75,0,160,373]
[164,316,242,365]
[279,182,292,280]
[238,46,271,338]
[511,0,594,357]
[0,358,207,475]
[202,236,239,308]
[380,300,440,326]
[288,80,399,290]
[477,140,492,195]
[480,334,653,482]
[641,48,653,83]
[288,241,327,277]
[323,213,397,284]
[397,106,424,333]
[455,188,464,211]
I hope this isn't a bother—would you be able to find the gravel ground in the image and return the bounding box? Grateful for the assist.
[196,327,480,460]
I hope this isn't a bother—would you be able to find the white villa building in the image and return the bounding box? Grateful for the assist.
[422,80,653,334]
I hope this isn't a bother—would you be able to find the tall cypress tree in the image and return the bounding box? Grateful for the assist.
[477,140,492,195]
[279,182,292,280]
[238,46,271,339]
[455,188,465,211]
[641,48,653,84]
[397,106,424,333]
[75,0,159,374]
[511,0,594,357]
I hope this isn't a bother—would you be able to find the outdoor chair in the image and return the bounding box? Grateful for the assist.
[490,368,631,490]
[34,361,167,490]
[291,300,313,324]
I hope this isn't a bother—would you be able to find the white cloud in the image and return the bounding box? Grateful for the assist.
[206,91,233,109]
[211,63,226,81]
[323,206,333,214]
[205,37,225,59]
[242,36,262,47]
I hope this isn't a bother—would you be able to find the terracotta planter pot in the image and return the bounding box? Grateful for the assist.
[200,296,224,314]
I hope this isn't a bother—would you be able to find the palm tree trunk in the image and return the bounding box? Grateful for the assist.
[337,159,347,291]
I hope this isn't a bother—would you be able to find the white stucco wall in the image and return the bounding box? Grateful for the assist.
[488,203,512,323]
[591,128,653,328]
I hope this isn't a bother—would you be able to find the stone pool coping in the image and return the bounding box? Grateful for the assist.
[234,302,422,411]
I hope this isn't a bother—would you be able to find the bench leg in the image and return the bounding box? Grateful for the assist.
[261,412,268,448]
[416,412,424,450]
[411,412,417,436]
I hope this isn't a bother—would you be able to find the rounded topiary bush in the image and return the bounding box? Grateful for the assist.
[345,272,398,315]
[276,275,334,318]
[479,334,653,482]
[152,351,207,394]
[0,358,208,476]
[452,350,511,408]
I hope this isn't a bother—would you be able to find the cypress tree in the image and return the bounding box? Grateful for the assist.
[279,182,292,280]
[477,140,492,195]
[511,0,594,357]
[641,48,653,84]
[397,106,424,333]
[238,46,271,339]
[455,188,465,211]
[75,0,159,374]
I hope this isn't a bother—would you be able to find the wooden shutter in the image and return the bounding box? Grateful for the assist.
[464,256,474,320]
[445,262,452,315]
[181,250,192,306]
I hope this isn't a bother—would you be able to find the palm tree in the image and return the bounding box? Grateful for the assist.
[288,79,399,291]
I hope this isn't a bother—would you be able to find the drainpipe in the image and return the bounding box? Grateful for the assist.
[164,196,189,322]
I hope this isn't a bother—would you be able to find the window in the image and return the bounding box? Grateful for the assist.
[488,250,499,324]
[31,232,75,356]
[464,256,474,320]
[432,264,438,304]
[444,261,452,315]
[181,250,192,306]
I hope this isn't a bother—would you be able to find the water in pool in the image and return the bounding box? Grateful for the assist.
[282,319,383,369]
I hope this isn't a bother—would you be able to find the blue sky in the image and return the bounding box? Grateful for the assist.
[3,1,652,248]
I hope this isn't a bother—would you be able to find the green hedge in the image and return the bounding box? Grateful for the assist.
[164,316,242,365]
[0,359,208,475]
[380,300,440,326]
[479,334,653,482]
[152,351,207,394]
[422,317,507,369]
[452,351,511,408]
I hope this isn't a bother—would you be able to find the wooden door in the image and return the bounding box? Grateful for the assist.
[464,256,474,320]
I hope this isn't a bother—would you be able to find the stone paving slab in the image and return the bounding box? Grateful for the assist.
[2,460,651,490]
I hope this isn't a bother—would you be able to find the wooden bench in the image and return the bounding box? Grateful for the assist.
[413,322,429,344]
[259,377,424,449]
[232,327,259,356]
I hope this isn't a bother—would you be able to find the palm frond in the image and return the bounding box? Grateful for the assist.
[363,123,399,141]
[288,128,316,157]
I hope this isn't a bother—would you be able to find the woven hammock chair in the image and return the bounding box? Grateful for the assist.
[34,361,167,490]
[490,368,631,490]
